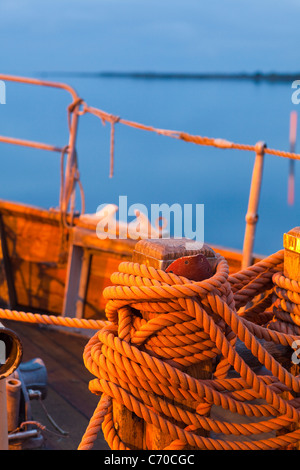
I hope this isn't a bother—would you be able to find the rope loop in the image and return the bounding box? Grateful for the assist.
[272,271,300,332]
[78,249,300,450]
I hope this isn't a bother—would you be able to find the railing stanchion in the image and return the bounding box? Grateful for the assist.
[242,141,266,268]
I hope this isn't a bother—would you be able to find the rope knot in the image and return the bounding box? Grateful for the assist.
[102,255,235,373]
[79,249,300,450]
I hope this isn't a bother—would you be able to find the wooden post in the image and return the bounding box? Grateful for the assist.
[276,227,300,449]
[63,242,92,319]
[283,227,300,283]
[242,141,266,269]
[63,244,84,317]
[131,238,217,450]
[112,402,144,450]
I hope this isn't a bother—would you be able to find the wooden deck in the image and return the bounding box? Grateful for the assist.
[4,321,283,450]
[5,319,110,450]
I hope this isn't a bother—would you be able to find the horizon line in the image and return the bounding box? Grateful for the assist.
[37,70,300,82]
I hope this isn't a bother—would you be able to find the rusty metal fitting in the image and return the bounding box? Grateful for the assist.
[0,323,23,379]
[245,212,259,225]
[255,141,267,155]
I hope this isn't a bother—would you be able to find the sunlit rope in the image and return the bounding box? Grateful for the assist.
[73,101,300,180]
[76,249,300,450]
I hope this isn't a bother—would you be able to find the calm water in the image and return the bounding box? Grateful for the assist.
[0,76,298,256]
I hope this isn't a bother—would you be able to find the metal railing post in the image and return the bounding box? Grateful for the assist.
[62,107,80,216]
[242,141,266,268]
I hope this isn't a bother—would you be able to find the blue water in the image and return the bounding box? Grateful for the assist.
[0,76,298,256]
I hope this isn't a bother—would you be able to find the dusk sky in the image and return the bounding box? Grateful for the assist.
[0,0,299,75]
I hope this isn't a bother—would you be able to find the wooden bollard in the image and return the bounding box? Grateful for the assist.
[275,227,300,449]
[112,400,144,450]
[128,238,217,450]
[283,227,300,284]
[283,228,300,379]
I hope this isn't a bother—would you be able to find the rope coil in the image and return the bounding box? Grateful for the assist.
[77,249,300,450]
[2,248,300,449]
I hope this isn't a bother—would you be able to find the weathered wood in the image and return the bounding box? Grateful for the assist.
[4,319,110,450]
[63,244,84,318]
[85,250,130,316]
[9,259,66,314]
[72,226,136,255]
[76,251,92,318]
[0,206,69,314]
[7,320,98,418]
[0,215,17,308]
[112,402,144,450]
[278,227,300,449]
[0,202,135,319]
[0,200,264,321]
[283,227,300,281]
[62,226,136,319]
[127,238,216,450]
[133,238,218,272]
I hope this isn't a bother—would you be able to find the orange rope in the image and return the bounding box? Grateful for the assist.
[0,308,106,330]
[77,250,300,450]
[78,103,300,166]
[2,248,300,449]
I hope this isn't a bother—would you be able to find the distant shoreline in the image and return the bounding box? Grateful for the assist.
[38,71,300,82]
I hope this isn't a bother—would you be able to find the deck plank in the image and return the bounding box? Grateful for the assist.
[4,319,110,450]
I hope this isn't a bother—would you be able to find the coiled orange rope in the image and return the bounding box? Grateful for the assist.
[77,249,300,450]
[2,249,300,449]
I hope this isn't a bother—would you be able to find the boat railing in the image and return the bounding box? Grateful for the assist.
[0,74,83,227]
[0,74,299,268]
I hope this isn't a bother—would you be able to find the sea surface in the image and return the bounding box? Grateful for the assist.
[0,75,298,256]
